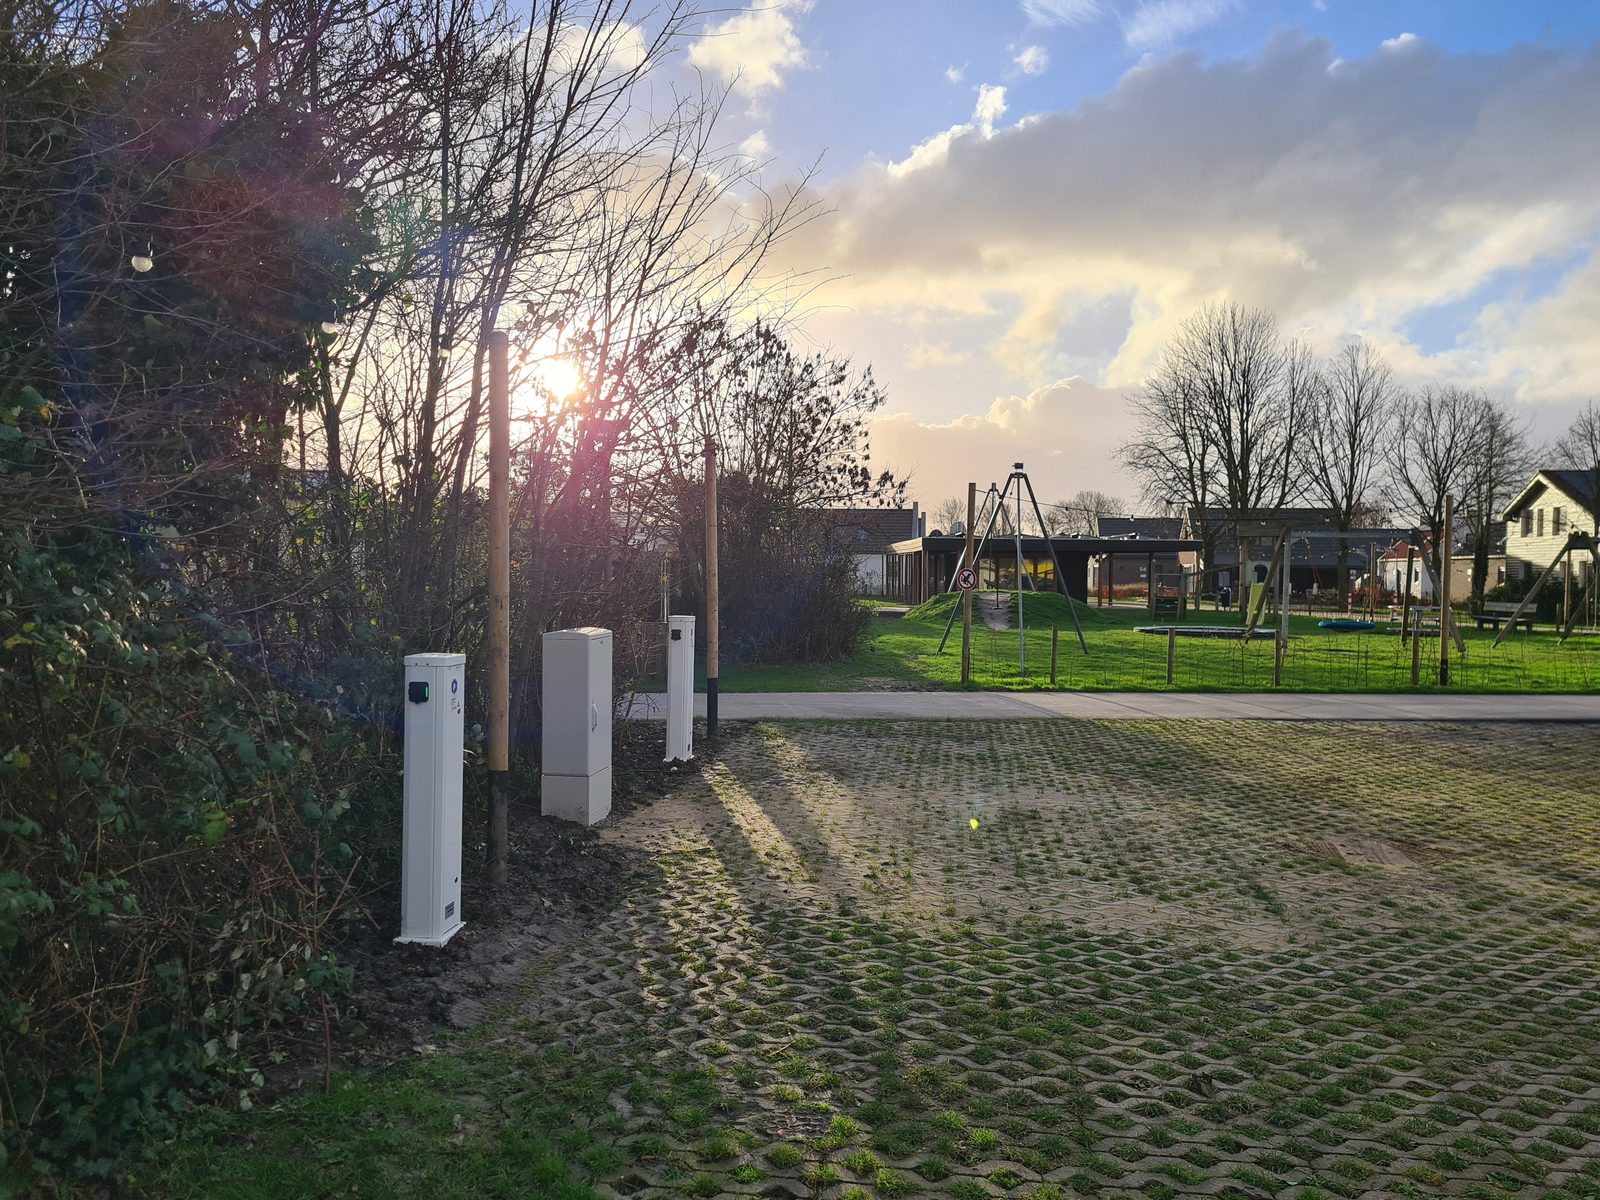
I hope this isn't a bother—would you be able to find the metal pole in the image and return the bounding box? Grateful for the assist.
[1166,626,1176,686]
[962,482,975,684]
[1439,495,1453,686]
[1015,472,1025,673]
[1019,469,1088,654]
[486,330,510,887]
[704,437,719,739]
[1050,625,1059,685]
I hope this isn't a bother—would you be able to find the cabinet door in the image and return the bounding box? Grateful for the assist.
[587,633,613,773]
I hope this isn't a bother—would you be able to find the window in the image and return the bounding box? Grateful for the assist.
[1521,512,1533,537]
[1537,509,1545,537]
[1554,506,1564,534]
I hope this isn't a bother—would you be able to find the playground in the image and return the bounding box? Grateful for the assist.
[161,718,1600,1199]
[710,594,1600,694]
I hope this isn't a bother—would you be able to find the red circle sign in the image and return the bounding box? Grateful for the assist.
[956,567,978,591]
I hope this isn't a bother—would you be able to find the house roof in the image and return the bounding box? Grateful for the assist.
[891,534,1199,557]
[821,507,918,556]
[1094,515,1182,539]
[1502,468,1600,521]
[1184,506,1343,533]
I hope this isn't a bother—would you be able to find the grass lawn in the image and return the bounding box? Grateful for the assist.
[155,720,1600,1200]
[715,593,1600,693]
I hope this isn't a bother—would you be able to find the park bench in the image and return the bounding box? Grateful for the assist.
[1474,600,1534,632]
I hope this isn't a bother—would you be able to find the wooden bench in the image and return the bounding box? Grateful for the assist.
[1474,600,1534,632]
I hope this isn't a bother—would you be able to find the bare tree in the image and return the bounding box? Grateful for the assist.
[1123,302,1307,600]
[1460,395,1532,607]
[1050,489,1124,535]
[931,496,966,533]
[1386,384,1484,579]
[1298,338,1395,602]
[1554,399,1600,533]
[1123,370,1219,586]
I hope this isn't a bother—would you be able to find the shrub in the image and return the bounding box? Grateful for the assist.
[0,517,392,1184]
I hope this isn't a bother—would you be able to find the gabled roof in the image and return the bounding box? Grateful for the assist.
[821,507,918,556]
[1501,468,1600,522]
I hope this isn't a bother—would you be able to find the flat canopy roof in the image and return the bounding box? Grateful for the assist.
[891,534,1200,555]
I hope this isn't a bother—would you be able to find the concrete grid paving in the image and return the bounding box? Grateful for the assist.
[502,720,1600,1200]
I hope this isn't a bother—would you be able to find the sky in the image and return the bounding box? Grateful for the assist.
[680,0,1600,512]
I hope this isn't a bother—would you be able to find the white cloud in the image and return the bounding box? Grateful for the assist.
[945,63,966,83]
[1381,31,1420,52]
[552,19,650,75]
[739,129,771,159]
[688,0,812,97]
[1122,0,1242,51]
[973,83,1008,129]
[774,33,1600,435]
[1022,0,1105,26]
[1014,45,1051,75]
[873,378,1134,506]
[906,341,973,369]
[887,84,1008,178]
[1024,0,1244,52]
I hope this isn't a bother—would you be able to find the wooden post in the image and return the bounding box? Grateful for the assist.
[704,437,719,739]
[486,330,510,887]
[1366,541,1377,621]
[1411,609,1423,686]
[962,482,975,684]
[1166,626,1176,686]
[1400,544,1415,644]
[1050,625,1059,686]
[1439,495,1453,686]
[1274,533,1290,686]
[1563,556,1572,627]
[1147,552,1155,615]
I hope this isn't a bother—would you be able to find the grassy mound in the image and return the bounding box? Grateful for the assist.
[905,589,1107,628]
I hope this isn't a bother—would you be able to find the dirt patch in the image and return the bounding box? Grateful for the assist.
[311,723,745,1074]
[848,675,935,692]
[1305,836,1427,867]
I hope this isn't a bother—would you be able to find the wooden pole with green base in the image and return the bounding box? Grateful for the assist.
[486,330,510,886]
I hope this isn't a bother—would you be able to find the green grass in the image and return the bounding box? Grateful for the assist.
[152,1055,599,1200]
[717,592,1600,693]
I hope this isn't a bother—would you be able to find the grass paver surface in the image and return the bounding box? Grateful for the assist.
[168,720,1600,1199]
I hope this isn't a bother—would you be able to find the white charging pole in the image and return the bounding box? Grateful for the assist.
[665,615,695,762]
[397,653,466,947]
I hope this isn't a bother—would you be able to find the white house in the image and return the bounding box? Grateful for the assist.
[1501,468,1598,586]
[1377,541,1434,601]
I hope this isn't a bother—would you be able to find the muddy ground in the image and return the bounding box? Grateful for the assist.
[319,720,743,1069]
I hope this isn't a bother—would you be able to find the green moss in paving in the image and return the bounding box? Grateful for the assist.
[159,720,1600,1200]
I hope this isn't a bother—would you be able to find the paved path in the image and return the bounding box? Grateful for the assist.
[629,689,1600,721]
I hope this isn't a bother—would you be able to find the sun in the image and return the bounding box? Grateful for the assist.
[536,356,582,400]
